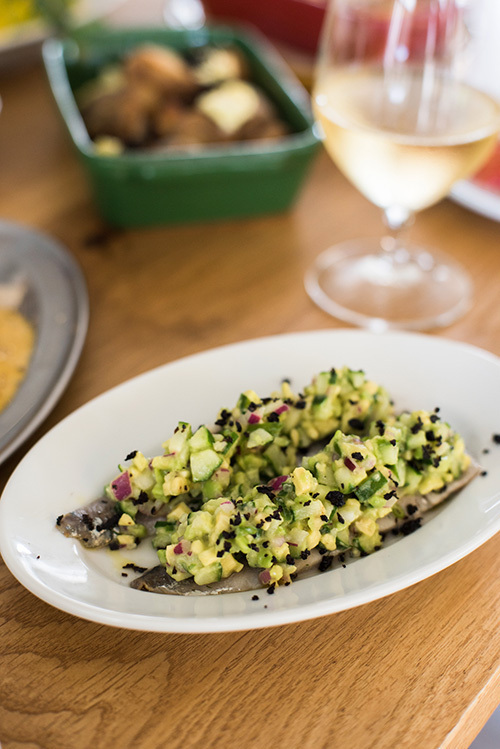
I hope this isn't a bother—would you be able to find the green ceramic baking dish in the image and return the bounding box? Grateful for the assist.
[42,26,321,226]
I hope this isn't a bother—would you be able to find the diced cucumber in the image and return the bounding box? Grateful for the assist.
[164,422,192,454]
[354,471,388,503]
[247,421,282,437]
[348,370,365,388]
[312,396,335,420]
[314,372,331,395]
[371,437,398,465]
[247,427,274,449]
[264,442,288,473]
[189,425,214,452]
[190,449,223,482]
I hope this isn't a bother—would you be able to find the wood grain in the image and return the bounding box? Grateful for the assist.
[0,62,499,749]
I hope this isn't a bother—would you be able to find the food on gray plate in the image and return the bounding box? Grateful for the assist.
[57,367,479,595]
[76,43,290,154]
[0,284,35,413]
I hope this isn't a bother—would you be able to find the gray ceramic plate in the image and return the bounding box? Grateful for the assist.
[0,220,88,464]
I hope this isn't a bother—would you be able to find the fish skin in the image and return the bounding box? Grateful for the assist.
[378,461,481,533]
[130,551,326,596]
[56,497,120,549]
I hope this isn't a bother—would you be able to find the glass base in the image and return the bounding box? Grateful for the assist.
[305,238,472,332]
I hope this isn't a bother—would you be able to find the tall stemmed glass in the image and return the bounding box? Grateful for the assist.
[306,0,500,331]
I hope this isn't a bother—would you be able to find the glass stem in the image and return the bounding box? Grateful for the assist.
[381,205,415,257]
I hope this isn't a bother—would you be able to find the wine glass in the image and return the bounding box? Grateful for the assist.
[305,0,500,331]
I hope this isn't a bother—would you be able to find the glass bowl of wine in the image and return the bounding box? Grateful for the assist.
[306,0,500,330]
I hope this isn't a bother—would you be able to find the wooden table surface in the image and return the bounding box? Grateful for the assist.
[0,58,500,749]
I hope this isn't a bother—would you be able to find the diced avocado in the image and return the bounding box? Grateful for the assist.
[237,390,260,412]
[357,530,381,554]
[183,510,213,538]
[291,466,317,495]
[163,472,191,496]
[355,515,378,536]
[131,451,149,472]
[190,449,223,482]
[126,523,148,540]
[418,473,445,495]
[220,554,243,577]
[118,499,138,518]
[167,501,191,521]
[198,547,219,566]
[194,562,223,585]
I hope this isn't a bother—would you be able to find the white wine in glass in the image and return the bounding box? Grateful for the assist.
[306,0,500,330]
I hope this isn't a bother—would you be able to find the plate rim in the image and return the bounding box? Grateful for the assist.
[449,179,500,222]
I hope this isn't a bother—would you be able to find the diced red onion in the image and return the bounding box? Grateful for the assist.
[270,475,287,491]
[110,471,132,500]
[344,457,356,471]
[173,539,191,555]
[288,542,298,547]
[248,413,260,424]
[259,569,272,585]
[274,405,289,415]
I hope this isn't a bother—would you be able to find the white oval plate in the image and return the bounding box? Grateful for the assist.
[0,330,499,633]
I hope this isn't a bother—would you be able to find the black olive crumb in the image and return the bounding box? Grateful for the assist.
[122,563,148,573]
[319,555,334,572]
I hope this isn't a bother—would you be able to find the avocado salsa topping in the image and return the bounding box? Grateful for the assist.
[56,367,476,594]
